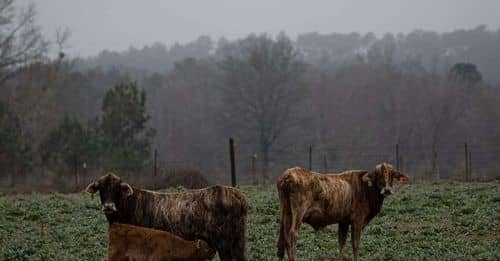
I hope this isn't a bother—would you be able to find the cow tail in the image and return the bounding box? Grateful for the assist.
[276,173,293,260]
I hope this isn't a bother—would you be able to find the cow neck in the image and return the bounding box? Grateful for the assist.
[106,187,142,225]
[363,175,385,221]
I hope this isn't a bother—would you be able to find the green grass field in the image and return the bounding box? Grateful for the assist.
[1,182,499,260]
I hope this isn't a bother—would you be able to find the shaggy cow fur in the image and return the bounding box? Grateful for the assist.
[108,223,215,261]
[86,173,248,261]
[276,163,409,261]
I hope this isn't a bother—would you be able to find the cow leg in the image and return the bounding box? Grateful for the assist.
[214,238,246,261]
[218,253,232,261]
[215,245,232,261]
[231,226,248,261]
[211,236,230,261]
[108,244,120,261]
[287,199,306,261]
[214,220,248,261]
[276,222,285,261]
[285,222,297,261]
[351,222,363,261]
[291,216,304,260]
[337,222,349,260]
[107,249,117,261]
[283,211,294,261]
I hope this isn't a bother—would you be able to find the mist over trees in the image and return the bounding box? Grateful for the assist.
[76,36,214,75]
[1,1,500,190]
[76,25,500,84]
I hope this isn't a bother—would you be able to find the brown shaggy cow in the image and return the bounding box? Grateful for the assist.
[276,163,409,261]
[86,173,248,261]
[108,223,215,261]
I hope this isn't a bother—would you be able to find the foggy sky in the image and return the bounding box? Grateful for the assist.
[20,0,500,57]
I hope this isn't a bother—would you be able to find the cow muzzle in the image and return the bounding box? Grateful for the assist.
[380,187,393,195]
[101,202,117,213]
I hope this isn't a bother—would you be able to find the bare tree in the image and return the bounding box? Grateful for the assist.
[218,33,308,179]
[0,0,47,85]
[55,27,71,60]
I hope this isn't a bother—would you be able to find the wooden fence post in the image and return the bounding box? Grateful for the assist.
[308,146,312,171]
[229,138,236,187]
[468,151,472,181]
[251,153,257,185]
[153,149,158,177]
[464,143,469,181]
[432,148,439,180]
[395,143,400,171]
[323,154,327,173]
[73,154,78,190]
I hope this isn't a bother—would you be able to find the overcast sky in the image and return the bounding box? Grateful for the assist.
[19,0,500,57]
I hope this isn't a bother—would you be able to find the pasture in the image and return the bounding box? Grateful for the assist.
[1,181,499,260]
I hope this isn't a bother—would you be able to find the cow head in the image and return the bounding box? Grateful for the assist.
[362,163,409,196]
[85,172,133,214]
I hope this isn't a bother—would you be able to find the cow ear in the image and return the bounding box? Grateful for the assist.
[120,182,133,198]
[85,182,98,194]
[362,171,375,182]
[394,172,409,186]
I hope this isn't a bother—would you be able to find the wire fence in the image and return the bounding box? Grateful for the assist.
[214,142,500,185]
[2,141,498,192]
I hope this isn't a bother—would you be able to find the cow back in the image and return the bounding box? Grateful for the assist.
[107,185,247,244]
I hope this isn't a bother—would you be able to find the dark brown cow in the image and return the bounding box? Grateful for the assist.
[276,163,409,261]
[108,223,215,261]
[86,173,248,261]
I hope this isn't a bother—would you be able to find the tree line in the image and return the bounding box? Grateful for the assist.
[1,1,499,190]
[78,25,500,84]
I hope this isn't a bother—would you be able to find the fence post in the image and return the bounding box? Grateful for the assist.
[308,146,313,171]
[464,143,468,181]
[153,149,158,177]
[229,138,236,187]
[251,153,257,185]
[468,151,472,181]
[73,154,78,190]
[400,155,404,173]
[432,148,439,180]
[395,143,400,171]
[323,154,327,173]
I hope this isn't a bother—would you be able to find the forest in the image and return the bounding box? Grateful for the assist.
[1,1,500,191]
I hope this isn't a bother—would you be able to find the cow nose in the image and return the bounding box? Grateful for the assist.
[381,187,393,195]
[102,203,117,213]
